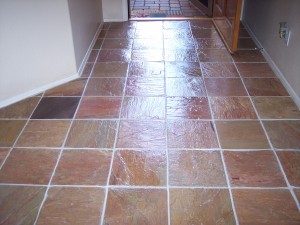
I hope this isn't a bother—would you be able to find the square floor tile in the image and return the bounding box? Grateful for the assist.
[294,189,300,205]
[170,189,235,225]
[97,49,131,62]
[198,49,232,62]
[253,97,300,119]
[191,29,220,39]
[106,29,135,39]
[210,97,257,119]
[52,150,112,185]
[121,97,165,119]
[164,38,195,50]
[87,50,99,62]
[237,38,257,49]
[236,63,276,78]
[244,78,289,96]
[125,77,165,96]
[163,30,193,39]
[81,63,93,77]
[165,62,201,78]
[166,78,206,97]
[0,97,40,119]
[0,186,46,225]
[135,29,163,39]
[31,97,80,119]
[117,121,165,148]
[201,63,239,78]
[37,187,105,225]
[131,50,164,61]
[233,189,300,224]
[102,38,133,49]
[232,50,266,62]
[109,150,167,186]
[133,38,163,50]
[169,150,226,186]
[0,148,10,166]
[277,151,300,186]
[44,79,87,96]
[92,62,128,78]
[194,38,225,49]
[0,149,59,184]
[168,120,218,148]
[216,121,269,149]
[0,120,26,147]
[104,188,168,225]
[190,20,214,29]
[128,62,164,78]
[263,121,300,149]
[224,151,286,187]
[84,78,125,96]
[76,97,122,119]
[167,97,211,119]
[163,21,190,30]
[165,49,198,62]
[93,38,104,49]
[16,120,70,147]
[205,78,247,96]
[65,120,117,148]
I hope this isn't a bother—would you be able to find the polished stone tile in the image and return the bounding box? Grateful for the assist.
[133,38,163,50]
[170,189,235,225]
[125,77,165,96]
[195,38,225,49]
[109,21,136,30]
[110,150,167,186]
[135,29,163,39]
[31,97,80,119]
[192,29,220,38]
[102,38,133,49]
[98,29,107,38]
[167,97,211,119]
[0,186,46,225]
[233,189,300,224]
[52,150,112,185]
[238,28,250,37]
[98,49,131,62]
[104,188,168,225]
[121,97,165,119]
[210,97,257,119]
[224,151,286,187]
[92,62,128,77]
[263,121,300,149]
[105,29,135,38]
[87,50,99,62]
[205,78,247,96]
[168,120,218,148]
[169,150,226,186]
[128,62,164,78]
[84,78,125,96]
[16,120,70,147]
[76,97,122,119]
[165,62,201,78]
[131,50,164,61]
[117,121,165,148]
[294,189,300,204]
[277,151,300,186]
[93,38,104,49]
[0,120,26,147]
[0,148,9,166]
[136,21,163,30]
[44,79,87,96]
[163,30,193,39]
[166,78,206,97]
[201,62,239,78]
[237,38,257,49]
[82,63,94,77]
[65,120,117,148]
[165,49,198,62]
[163,21,190,30]
[37,187,105,225]
[232,50,266,62]
[216,121,269,149]
[198,49,232,62]
[253,97,300,119]
[0,149,59,184]
[190,20,214,29]
[244,78,289,96]
[164,38,195,50]
[0,97,40,119]
[236,63,276,78]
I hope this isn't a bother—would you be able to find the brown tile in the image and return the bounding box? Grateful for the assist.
[102,38,133,49]
[170,189,235,225]
[0,186,46,225]
[263,121,300,149]
[191,29,220,38]
[165,49,198,62]
[16,120,70,147]
[106,29,135,39]
[37,187,105,225]
[0,149,59,184]
[76,97,122,119]
[205,78,247,96]
[238,28,250,37]
[93,38,104,49]
[109,21,136,30]
[133,38,163,50]
[0,120,26,147]
[166,78,206,97]
[104,188,168,225]
[253,97,300,119]
[129,61,164,78]
[216,121,270,149]
[0,97,40,119]
[198,49,233,62]
[97,49,131,62]
[0,148,10,166]
[45,79,87,96]
[190,20,214,29]
[165,62,201,78]
[224,151,286,187]
[236,63,276,78]
[169,150,226,186]
[294,189,300,204]
[81,63,93,77]
[167,97,211,119]
[87,50,99,62]
[66,120,117,148]
[163,30,193,39]
[232,50,266,62]
[98,29,107,38]
[121,97,165,119]
[210,97,257,119]
[136,21,163,30]
[163,21,190,29]
[52,150,112,185]
[135,29,163,39]
[194,38,225,49]
[233,189,300,224]
[244,78,289,96]
[277,151,300,186]
[117,121,165,148]
[92,62,128,77]
[31,97,80,119]
[237,38,257,49]
[125,77,165,96]
[201,62,239,78]
[168,120,218,148]
[110,150,167,186]
[84,78,125,96]
[132,50,164,61]
[164,38,195,50]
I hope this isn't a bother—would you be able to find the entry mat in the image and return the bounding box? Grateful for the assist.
[131,10,185,18]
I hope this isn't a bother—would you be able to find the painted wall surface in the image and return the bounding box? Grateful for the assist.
[102,0,128,22]
[243,0,300,102]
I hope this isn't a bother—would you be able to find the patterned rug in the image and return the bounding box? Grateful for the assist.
[131,10,185,18]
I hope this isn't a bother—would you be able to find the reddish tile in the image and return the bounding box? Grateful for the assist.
[165,49,198,62]
[166,78,206,97]
[102,38,133,49]
[45,79,87,96]
[131,50,164,61]
[92,62,128,77]
[136,21,163,30]
[97,49,131,62]
[133,38,163,50]
[190,20,214,29]
[0,120,26,147]
[237,38,257,49]
[163,30,193,39]
[277,151,300,186]
[198,49,232,62]
[294,189,300,204]
[164,38,195,50]
[194,38,225,49]
[125,77,165,96]
[232,50,266,62]
[205,78,247,96]
[163,21,190,30]
[82,63,93,77]
[84,78,125,96]
[135,29,163,39]
[244,78,289,96]
[106,29,135,38]
[165,62,201,78]
[93,38,104,49]
[236,63,276,78]
[0,148,10,166]
[87,50,99,62]
[0,149,59,184]
[191,29,219,38]
[201,63,239,78]
[129,62,164,78]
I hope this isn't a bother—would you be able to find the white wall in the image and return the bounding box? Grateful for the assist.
[102,0,128,22]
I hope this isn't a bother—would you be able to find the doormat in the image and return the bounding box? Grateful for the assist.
[131,10,185,18]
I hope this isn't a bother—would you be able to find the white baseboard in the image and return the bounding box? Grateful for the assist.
[242,20,300,109]
[103,18,127,22]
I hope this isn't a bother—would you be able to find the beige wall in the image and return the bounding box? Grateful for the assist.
[243,0,300,106]
[102,0,128,22]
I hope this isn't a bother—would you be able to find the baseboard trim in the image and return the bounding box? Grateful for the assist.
[103,18,128,22]
[242,20,300,109]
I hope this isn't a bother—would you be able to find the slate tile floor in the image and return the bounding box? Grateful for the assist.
[0,20,300,225]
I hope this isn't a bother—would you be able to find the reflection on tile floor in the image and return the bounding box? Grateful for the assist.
[0,20,300,224]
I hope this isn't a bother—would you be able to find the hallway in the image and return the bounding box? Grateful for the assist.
[0,20,300,224]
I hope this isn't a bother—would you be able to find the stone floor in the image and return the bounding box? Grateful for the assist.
[0,20,300,224]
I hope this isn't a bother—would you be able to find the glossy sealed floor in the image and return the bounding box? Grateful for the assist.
[1,20,300,225]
